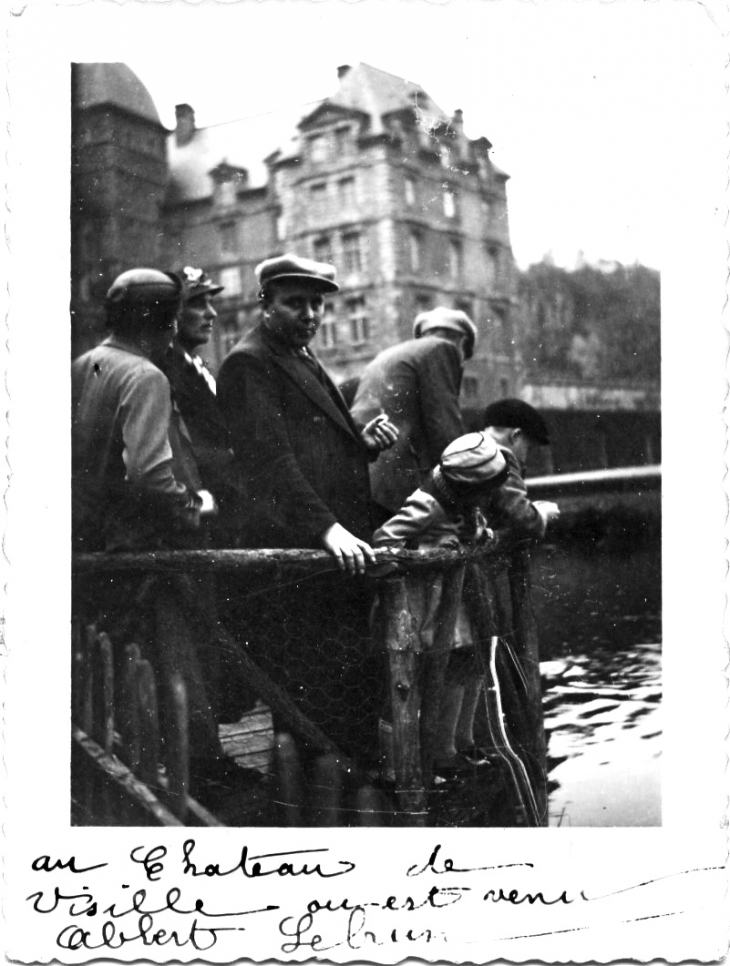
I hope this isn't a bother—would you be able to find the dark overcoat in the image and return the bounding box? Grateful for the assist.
[217,323,374,549]
[350,336,465,513]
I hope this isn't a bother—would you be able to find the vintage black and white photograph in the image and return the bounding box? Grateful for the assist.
[4,0,728,961]
[68,6,665,831]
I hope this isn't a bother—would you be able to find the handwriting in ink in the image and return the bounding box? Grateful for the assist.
[280,905,445,953]
[55,914,240,951]
[31,854,107,874]
[27,884,278,920]
[304,884,469,917]
[407,844,533,877]
[130,845,167,882]
[181,839,355,879]
[483,886,574,905]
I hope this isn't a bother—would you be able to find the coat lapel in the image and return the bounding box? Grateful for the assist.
[272,352,361,440]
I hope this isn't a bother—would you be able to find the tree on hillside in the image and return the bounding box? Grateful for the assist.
[517,261,660,382]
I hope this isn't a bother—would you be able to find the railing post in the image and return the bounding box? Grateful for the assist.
[508,547,549,825]
[377,576,426,825]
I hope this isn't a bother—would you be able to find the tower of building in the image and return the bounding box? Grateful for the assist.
[71,63,170,356]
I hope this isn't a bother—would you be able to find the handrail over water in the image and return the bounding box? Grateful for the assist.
[528,464,661,496]
[72,539,546,826]
[71,537,524,576]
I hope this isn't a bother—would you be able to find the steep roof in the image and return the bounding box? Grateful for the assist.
[74,63,163,126]
[166,63,454,205]
[167,101,320,204]
[302,62,449,135]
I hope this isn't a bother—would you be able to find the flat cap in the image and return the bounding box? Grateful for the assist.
[255,253,339,294]
[106,268,182,306]
[181,266,224,301]
[483,398,550,445]
[440,431,507,486]
[413,306,478,360]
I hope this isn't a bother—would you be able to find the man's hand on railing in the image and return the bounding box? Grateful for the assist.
[321,523,377,576]
[534,500,560,527]
[198,489,219,518]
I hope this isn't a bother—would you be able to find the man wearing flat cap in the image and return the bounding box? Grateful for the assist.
[72,268,252,808]
[351,306,477,516]
[158,267,242,544]
[218,253,397,569]
[482,398,560,539]
[217,253,397,762]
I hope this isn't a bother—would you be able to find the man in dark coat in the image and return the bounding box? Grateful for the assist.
[217,253,397,764]
[218,253,396,572]
[158,266,242,544]
[350,307,477,517]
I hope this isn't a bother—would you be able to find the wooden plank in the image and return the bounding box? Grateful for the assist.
[136,659,160,788]
[73,726,184,827]
[275,733,304,826]
[120,643,142,772]
[162,671,190,823]
[72,543,513,576]
[378,577,426,826]
[310,755,343,827]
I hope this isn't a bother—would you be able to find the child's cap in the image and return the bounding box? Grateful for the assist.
[440,431,507,487]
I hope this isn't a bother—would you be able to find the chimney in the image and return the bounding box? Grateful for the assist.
[175,104,196,146]
[337,65,351,81]
[452,109,464,133]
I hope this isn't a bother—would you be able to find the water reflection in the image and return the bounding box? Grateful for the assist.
[532,542,662,827]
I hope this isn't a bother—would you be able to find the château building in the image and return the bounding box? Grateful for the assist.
[72,62,520,400]
[71,61,659,472]
[161,63,521,402]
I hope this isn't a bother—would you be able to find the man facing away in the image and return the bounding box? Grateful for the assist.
[482,398,560,538]
[72,268,254,811]
[72,268,209,552]
[350,306,477,518]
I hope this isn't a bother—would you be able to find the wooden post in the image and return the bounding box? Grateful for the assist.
[120,643,142,773]
[377,576,426,825]
[136,659,160,790]
[310,755,343,827]
[275,733,303,826]
[508,548,549,825]
[418,565,464,785]
[356,786,385,827]
[164,672,190,822]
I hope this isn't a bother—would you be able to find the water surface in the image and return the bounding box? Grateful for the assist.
[532,541,662,827]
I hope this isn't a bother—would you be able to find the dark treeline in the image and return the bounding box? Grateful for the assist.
[517,261,660,383]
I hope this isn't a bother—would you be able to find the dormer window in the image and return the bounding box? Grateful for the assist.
[333,127,351,155]
[218,181,237,206]
[211,163,247,207]
[309,134,329,164]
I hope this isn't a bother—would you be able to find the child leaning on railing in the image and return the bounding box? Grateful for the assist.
[370,431,509,783]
